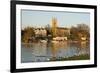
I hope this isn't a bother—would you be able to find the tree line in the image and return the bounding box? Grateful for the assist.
[21,24,90,43]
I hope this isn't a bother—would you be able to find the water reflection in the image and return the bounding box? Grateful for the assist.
[21,41,90,63]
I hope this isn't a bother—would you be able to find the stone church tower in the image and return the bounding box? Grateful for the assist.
[51,17,58,37]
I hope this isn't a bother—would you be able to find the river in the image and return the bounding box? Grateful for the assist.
[21,41,90,63]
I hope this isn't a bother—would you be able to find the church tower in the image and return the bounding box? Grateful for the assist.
[51,17,58,37]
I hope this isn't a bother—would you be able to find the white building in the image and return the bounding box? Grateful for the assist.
[34,28,47,37]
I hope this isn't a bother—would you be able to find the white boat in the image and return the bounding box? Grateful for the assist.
[40,40,47,43]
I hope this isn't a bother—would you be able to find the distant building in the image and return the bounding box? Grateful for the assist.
[34,17,70,38]
[56,27,70,37]
[34,28,47,37]
[51,17,70,37]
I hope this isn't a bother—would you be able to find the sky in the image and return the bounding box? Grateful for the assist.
[21,10,90,29]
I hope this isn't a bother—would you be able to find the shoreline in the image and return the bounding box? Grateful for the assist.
[22,40,89,44]
[50,54,90,61]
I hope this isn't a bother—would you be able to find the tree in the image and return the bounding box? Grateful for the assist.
[21,27,35,43]
[77,24,90,40]
[70,24,90,41]
[70,26,79,40]
[45,24,51,36]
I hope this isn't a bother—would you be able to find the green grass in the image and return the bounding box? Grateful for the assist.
[50,54,90,61]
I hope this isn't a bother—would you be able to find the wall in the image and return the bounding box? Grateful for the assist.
[0,0,99,73]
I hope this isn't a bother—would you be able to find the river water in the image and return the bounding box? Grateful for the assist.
[21,41,90,63]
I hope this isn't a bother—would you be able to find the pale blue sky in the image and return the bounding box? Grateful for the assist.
[21,10,90,29]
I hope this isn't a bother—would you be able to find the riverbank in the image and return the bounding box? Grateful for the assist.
[22,39,89,44]
[50,54,90,61]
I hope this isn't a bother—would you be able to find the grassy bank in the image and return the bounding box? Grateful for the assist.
[50,54,90,61]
